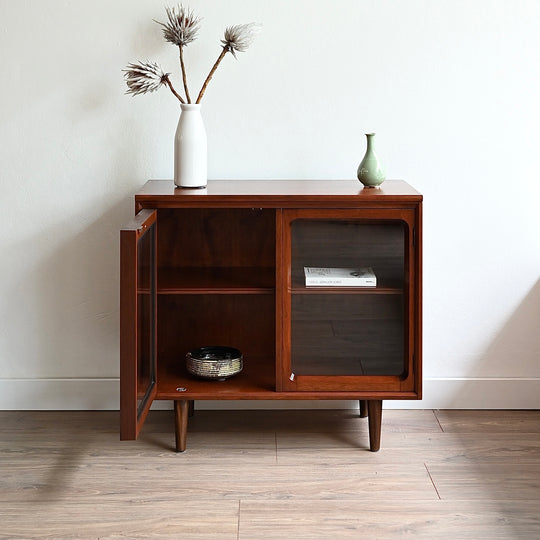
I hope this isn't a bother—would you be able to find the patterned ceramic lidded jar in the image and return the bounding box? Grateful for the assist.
[357,133,385,187]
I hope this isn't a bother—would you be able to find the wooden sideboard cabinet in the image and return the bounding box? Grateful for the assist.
[120,179,422,452]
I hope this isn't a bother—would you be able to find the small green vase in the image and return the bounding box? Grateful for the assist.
[357,133,385,187]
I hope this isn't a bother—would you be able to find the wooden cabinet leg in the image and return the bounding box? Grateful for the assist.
[359,400,368,418]
[367,400,382,452]
[188,400,195,417]
[174,400,189,452]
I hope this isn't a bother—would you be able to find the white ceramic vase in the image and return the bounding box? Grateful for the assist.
[174,104,207,188]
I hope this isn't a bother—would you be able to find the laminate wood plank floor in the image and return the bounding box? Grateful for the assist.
[1,409,539,539]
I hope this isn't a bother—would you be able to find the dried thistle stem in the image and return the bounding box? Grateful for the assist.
[179,46,191,103]
[196,47,228,104]
[163,75,186,104]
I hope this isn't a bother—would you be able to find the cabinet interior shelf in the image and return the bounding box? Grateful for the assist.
[156,358,275,399]
[156,266,275,294]
[291,285,404,295]
[155,360,408,400]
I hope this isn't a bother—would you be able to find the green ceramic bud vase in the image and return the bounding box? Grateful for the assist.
[357,133,385,187]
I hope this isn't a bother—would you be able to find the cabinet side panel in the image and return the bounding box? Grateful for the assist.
[415,202,423,398]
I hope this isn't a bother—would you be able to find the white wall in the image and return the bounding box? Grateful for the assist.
[1,0,539,410]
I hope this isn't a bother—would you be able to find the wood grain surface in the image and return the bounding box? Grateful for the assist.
[1,409,539,539]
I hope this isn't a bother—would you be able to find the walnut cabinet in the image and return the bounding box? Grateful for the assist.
[120,180,422,452]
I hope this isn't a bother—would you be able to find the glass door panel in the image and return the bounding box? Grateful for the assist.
[291,294,404,376]
[136,221,156,418]
[120,209,157,440]
[288,217,409,383]
[291,220,405,289]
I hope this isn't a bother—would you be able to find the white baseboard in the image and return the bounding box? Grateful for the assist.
[0,378,539,410]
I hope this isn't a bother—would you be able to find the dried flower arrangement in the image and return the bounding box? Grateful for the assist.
[123,5,261,104]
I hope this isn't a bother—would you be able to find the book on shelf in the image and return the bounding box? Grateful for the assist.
[304,267,377,287]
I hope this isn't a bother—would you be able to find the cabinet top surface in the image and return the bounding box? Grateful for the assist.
[135,179,422,207]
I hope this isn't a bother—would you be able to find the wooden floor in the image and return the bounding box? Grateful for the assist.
[1,409,540,539]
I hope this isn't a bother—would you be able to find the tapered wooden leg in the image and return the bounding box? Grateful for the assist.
[359,400,368,418]
[174,400,189,452]
[367,400,383,452]
[188,400,195,417]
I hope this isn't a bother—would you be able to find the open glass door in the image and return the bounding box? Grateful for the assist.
[120,209,157,439]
